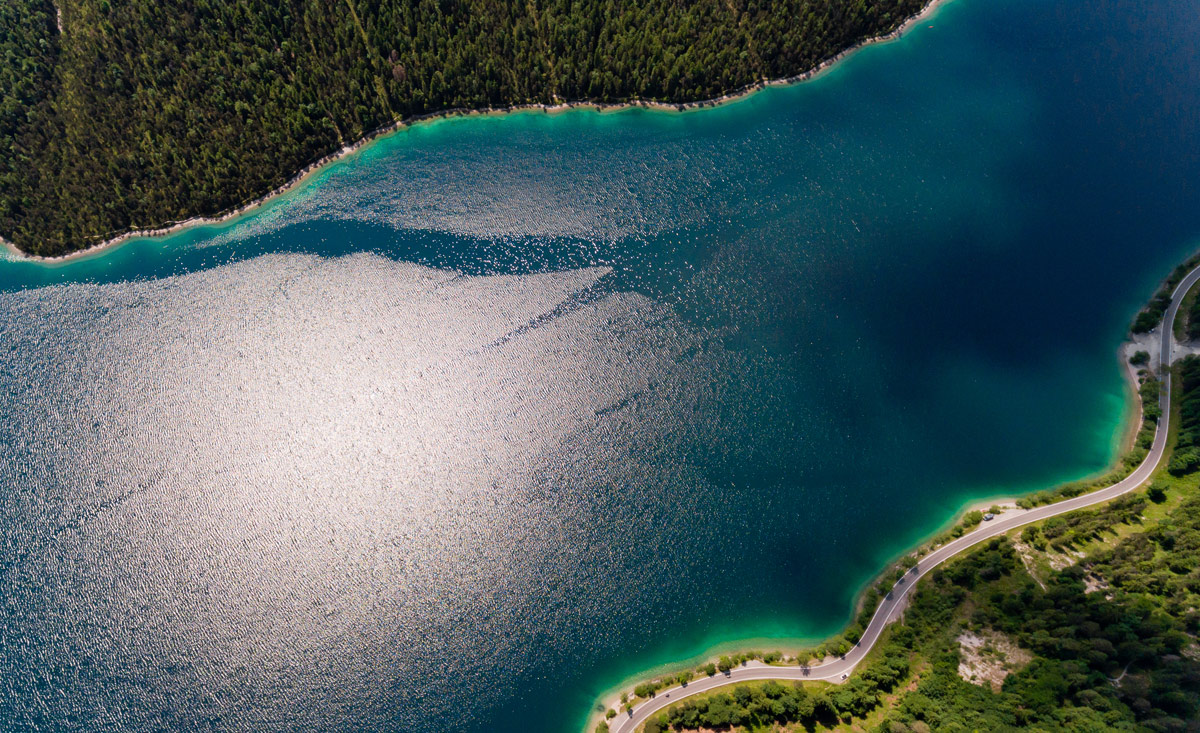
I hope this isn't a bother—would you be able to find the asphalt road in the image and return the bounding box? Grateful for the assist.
[610,263,1200,733]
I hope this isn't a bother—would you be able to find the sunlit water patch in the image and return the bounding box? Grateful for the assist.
[0,254,785,730]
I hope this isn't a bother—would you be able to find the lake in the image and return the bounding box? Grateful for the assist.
[2,0,1200,730]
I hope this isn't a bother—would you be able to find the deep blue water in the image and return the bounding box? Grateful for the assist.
[2,0,1200,730]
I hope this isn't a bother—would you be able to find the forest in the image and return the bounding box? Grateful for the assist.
[0,0,923,255]
[1168,356,1200,476]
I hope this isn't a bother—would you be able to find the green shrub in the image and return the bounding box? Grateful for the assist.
[829,637,851,657]
[1132,293,1172,333]
[1169,447,1200,476]
[1021,525,1046,550]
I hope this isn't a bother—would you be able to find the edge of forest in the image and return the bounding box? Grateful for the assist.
[1,0,951,265]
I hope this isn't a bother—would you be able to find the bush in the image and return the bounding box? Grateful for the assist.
[1188,282,1200,340]
[1131,350,1150,366]
[1168,447,1200,476]
[1022,525,1046,550]
[1148,483,1168,503]
[1132,293,1172,334]
[963,510,984,528]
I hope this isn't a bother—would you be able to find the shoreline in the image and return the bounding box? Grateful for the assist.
[0,0,951,265]
[1118,344,1149,454]
[585,318,1163,733]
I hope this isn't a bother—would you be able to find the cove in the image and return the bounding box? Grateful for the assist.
[2,0,1200,731]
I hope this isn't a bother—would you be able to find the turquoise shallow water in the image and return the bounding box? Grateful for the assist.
[3,0,1200,730]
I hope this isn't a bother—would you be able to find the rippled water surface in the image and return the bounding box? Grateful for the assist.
[4,0,1200,730]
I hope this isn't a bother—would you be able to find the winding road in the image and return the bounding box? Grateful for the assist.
[610,262,1200,733]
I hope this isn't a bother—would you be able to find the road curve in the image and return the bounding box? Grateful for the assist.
[610,263,1200,733]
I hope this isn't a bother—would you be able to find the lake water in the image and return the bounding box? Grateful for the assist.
[3,0,1200,730]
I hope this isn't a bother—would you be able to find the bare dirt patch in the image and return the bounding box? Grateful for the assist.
[957,630,1033,691]
[1009,538,1048,589]
[1083,573,1111,597]
[1184,643,1200,663]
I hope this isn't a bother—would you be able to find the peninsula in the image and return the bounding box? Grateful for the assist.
[0,0,930,257]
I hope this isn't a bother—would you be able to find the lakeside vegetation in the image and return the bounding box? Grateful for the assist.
[1131,253,1200,333]
[1168,356,1200,477]
[597,497,1029,728]
[620,358,1200,731]
[1,0,924,256]
[636,508,1200,732]
[600,264,1200,733]
[599,362,1164,729]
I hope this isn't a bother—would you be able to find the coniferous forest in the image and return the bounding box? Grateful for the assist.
[0,0,923,256]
